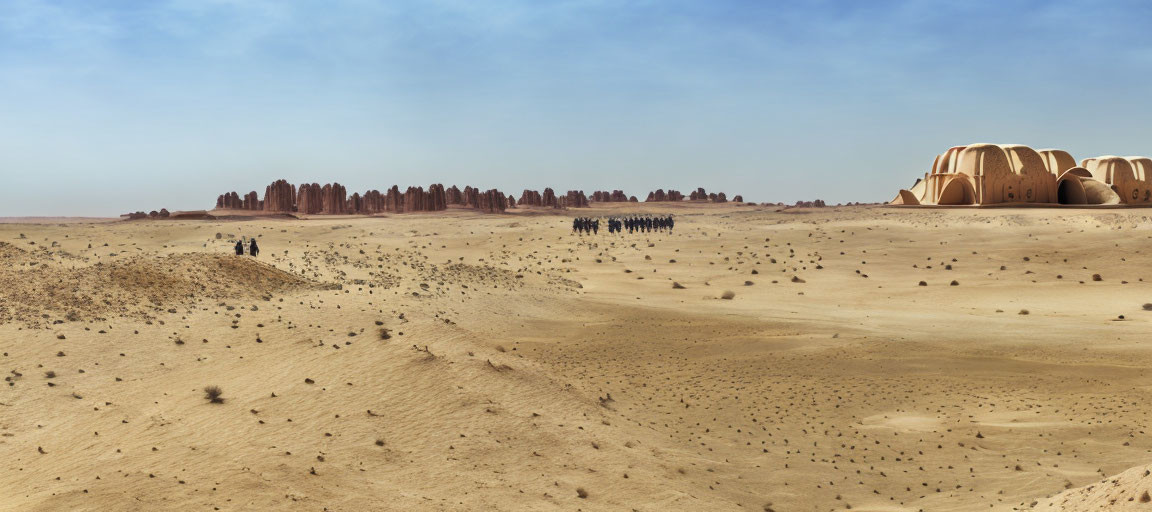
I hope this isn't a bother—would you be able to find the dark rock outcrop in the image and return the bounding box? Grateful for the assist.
[561,190,589,208]
[296,183,323,214]
[216,180,515,215]
[446,186,464,205]
[321,183,347,214]
[591,190,629,202]
[793,199,826,208]
[646,189,683,202]
[263,179,296,212]
[542,188,558,208]
[518,189,542,206]
[216,191,261,210]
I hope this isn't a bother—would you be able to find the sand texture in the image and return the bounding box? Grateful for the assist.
[2,203,1151,511]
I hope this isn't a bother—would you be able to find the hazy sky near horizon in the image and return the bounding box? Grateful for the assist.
[3,0,1152,216]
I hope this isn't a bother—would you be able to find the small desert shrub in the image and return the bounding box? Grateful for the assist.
[1018,309,1030,315]
[1143,303,1152,311]
[918,281,927,286]
[576,487,588,499]
[1092,274,1102,281]
[720,290,735,300]
[379,328,392,340]
[672,282,685,289]
[204,385,224,404]
[44,371,56,379]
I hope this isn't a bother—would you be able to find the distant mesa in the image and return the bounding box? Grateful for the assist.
[892,143,1152,206]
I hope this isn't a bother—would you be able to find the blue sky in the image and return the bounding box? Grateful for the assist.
[2,0,1152,215]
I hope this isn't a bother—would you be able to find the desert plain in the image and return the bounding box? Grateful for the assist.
[3,203,1152,511]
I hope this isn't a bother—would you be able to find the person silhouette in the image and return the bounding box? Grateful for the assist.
[234,239,244,255]
[249,238,260,257]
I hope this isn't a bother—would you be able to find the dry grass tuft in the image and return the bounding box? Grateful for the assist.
[204,385,224,404]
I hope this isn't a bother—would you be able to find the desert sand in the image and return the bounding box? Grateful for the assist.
[3,202,1152,511]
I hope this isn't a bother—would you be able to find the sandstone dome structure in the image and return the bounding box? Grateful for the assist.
[892,143,1152,206]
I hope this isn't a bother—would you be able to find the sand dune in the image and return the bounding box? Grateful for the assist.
[2,204,1151,511]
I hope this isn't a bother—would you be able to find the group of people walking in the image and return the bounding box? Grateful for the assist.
[573,215,674,235]
[572,217,600,234]
[234,238,260,256]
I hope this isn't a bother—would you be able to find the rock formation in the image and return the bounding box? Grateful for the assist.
[591,190,629,202]
[296,183,323,214]
[446,186,464,205]
[645,189,684,202]
[347,192,364,214]
[243,191,261,210]
[263,179,296,213]
[212,180,522,215]
[792,200,826,208]
[733,195,743,202]
[216,192,240,209]
[541,188,559,208]
[215,191,261,210]
[518,189,543,206]
[430,184,447,211]
[475,189,507,213]
[561,190,589,208]
[321,183,347,214]
[689,188,708,201]
[361,190,385,213]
